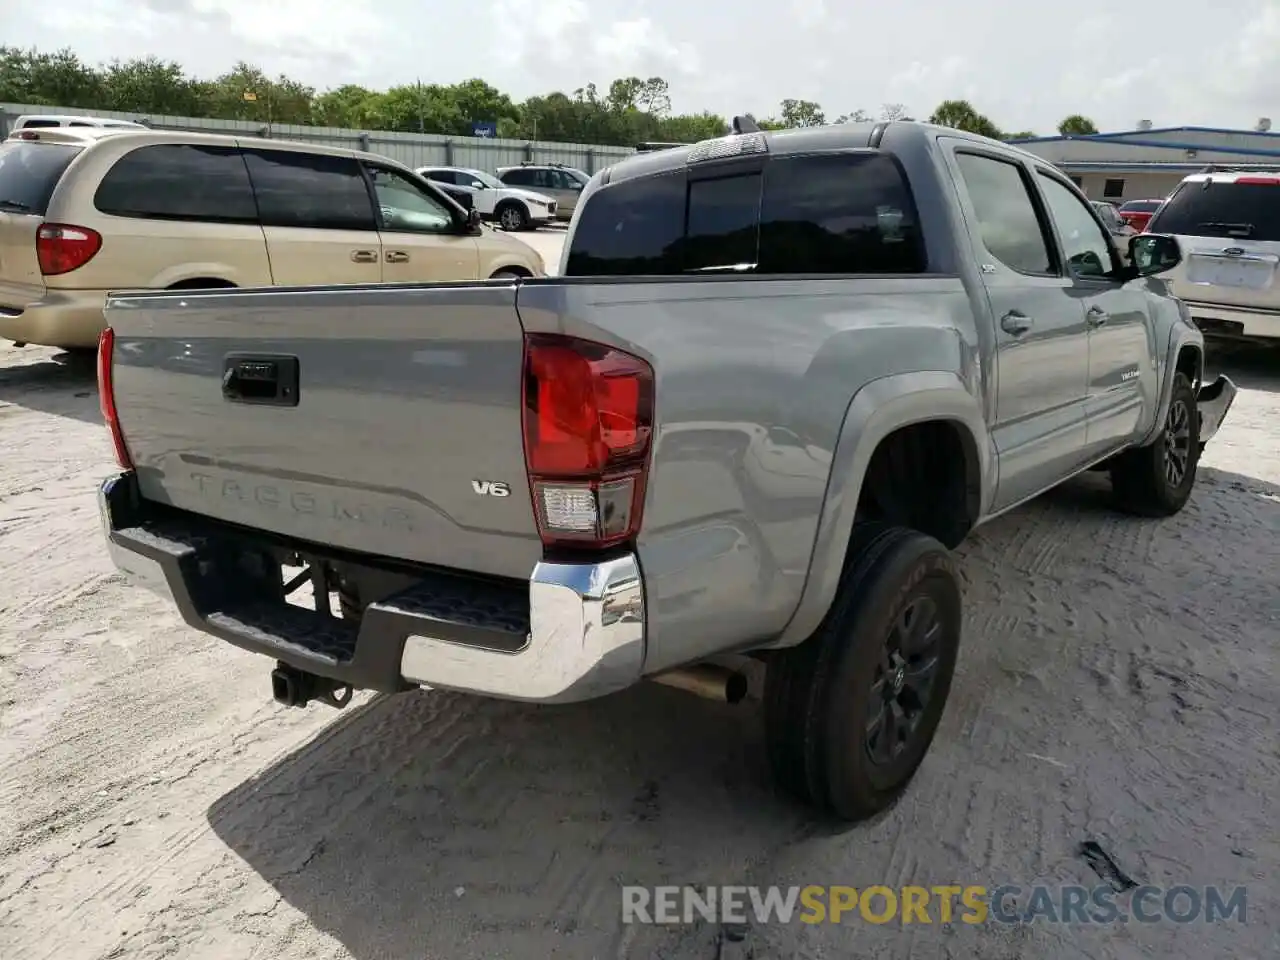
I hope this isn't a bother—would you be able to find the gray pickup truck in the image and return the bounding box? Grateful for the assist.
[96,120,1236,821]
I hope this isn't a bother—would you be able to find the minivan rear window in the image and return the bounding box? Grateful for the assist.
[565,151,927,276]
[1148,180,1280,242]
[0,141,82,215]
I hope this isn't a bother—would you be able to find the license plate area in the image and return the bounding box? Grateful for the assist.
[1187,255,1276,290]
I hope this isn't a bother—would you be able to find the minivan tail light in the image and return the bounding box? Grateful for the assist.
[97,327,133,469]
[521,334,654,549]
[36,223,102,276]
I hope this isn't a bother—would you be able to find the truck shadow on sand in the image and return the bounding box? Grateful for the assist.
[205,463,1277,960]
[0,349,101,424]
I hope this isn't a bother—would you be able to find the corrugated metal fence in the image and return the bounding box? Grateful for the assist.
[0,102,636,174]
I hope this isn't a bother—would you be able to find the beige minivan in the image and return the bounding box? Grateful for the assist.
[0,128,545,350]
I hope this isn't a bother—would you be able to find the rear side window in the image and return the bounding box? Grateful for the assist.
[758,153,926,273]
[501,168,534,187]
[17,120,61,129]
[1121,199,1161,213]
[422,169,456,184]
[566,152,927,276]
[1147,180,1280,241]
[0,141,83,216]
[954,153,1055,275]
[94,144,258,223]
[243,150,375,231]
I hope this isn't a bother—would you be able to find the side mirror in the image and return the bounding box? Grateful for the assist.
[1129,234,1181,277]
[467,208,482,230]
[452,190,474,211]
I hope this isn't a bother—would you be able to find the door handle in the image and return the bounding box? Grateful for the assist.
[221,354,300,407]
[1000,311,1034,336]
[350,249,378,263]
[1086,306,1110,328]
[385,250,410,264]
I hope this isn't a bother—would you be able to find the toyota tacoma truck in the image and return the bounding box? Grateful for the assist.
[96,120,1237,821]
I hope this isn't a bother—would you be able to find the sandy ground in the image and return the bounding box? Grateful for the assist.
[0,285,1277,959]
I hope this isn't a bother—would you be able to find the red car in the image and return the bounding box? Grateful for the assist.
[1118,198,1164,232]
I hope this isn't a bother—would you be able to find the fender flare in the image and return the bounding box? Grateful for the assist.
[770,370,992,648]
[1139,325,1204,448]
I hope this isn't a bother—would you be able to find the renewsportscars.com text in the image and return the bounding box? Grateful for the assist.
[622,884,1247,926]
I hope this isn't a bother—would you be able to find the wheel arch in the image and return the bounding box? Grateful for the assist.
[770,371,991,648]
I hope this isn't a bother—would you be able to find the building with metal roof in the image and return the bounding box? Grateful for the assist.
[1008,122,1280,205]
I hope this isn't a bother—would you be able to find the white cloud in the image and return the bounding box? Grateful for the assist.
[5,0,1280,133]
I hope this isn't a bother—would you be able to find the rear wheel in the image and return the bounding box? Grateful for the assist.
[763,524,962,820]
[496,202,530,232]
[1110,372,1200,517]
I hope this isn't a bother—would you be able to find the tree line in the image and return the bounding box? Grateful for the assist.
[0,46,1102,147]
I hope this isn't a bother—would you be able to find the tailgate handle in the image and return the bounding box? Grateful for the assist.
[222,355,300,407]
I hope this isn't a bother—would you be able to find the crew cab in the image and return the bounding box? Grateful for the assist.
[96,120,1236,821]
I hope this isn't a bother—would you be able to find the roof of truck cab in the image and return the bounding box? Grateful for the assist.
[601,121,1051,184]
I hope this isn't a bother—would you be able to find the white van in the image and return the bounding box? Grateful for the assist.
[10,114,147,131]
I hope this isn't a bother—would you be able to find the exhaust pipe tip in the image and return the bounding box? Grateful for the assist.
[650,664,750,704]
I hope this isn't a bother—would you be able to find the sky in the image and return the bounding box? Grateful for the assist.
[2,0,1278,136]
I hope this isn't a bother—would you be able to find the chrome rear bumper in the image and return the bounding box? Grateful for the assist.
[98,472,646,704]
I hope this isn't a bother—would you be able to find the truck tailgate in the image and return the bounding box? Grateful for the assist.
[105,282,543,580]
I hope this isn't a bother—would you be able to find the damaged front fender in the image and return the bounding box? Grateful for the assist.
[1196,375,1237,445]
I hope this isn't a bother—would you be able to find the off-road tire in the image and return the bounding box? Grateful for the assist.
[763,523,962,821]
[1110,372,1200,517]
[496,201,530,232]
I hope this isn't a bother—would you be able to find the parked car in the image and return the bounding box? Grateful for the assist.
[1117,198,1164,232]
[10,114,147,131]
[417,165,556,231]
[495,162,589,219]
[1145,169,1280,344]
[97,121,1235,821]
[1092,200,1135,238]
[0,127,544,350]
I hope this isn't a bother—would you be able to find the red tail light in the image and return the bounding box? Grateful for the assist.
[36,223,102,276]
[97,327,133,469]
[521,333,654,549]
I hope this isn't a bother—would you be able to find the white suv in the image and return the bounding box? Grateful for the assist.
[1149,168,1280,344]
[417,166,556,231]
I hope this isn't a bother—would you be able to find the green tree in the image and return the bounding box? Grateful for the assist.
[780,98,825,127]
[928,99,1002,139]
[1057,114,1098,136]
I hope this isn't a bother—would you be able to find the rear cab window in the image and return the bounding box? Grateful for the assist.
[94,144,258,223]
[1148,178,1280,241]
[0,140,84,215]
[565,151,927,276]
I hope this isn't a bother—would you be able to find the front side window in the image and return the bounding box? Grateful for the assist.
[94,144,257,223]
[367,166,454,233]
[243,149,375,231]
[954,153,1055,275]
[1039,174,1116,278]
